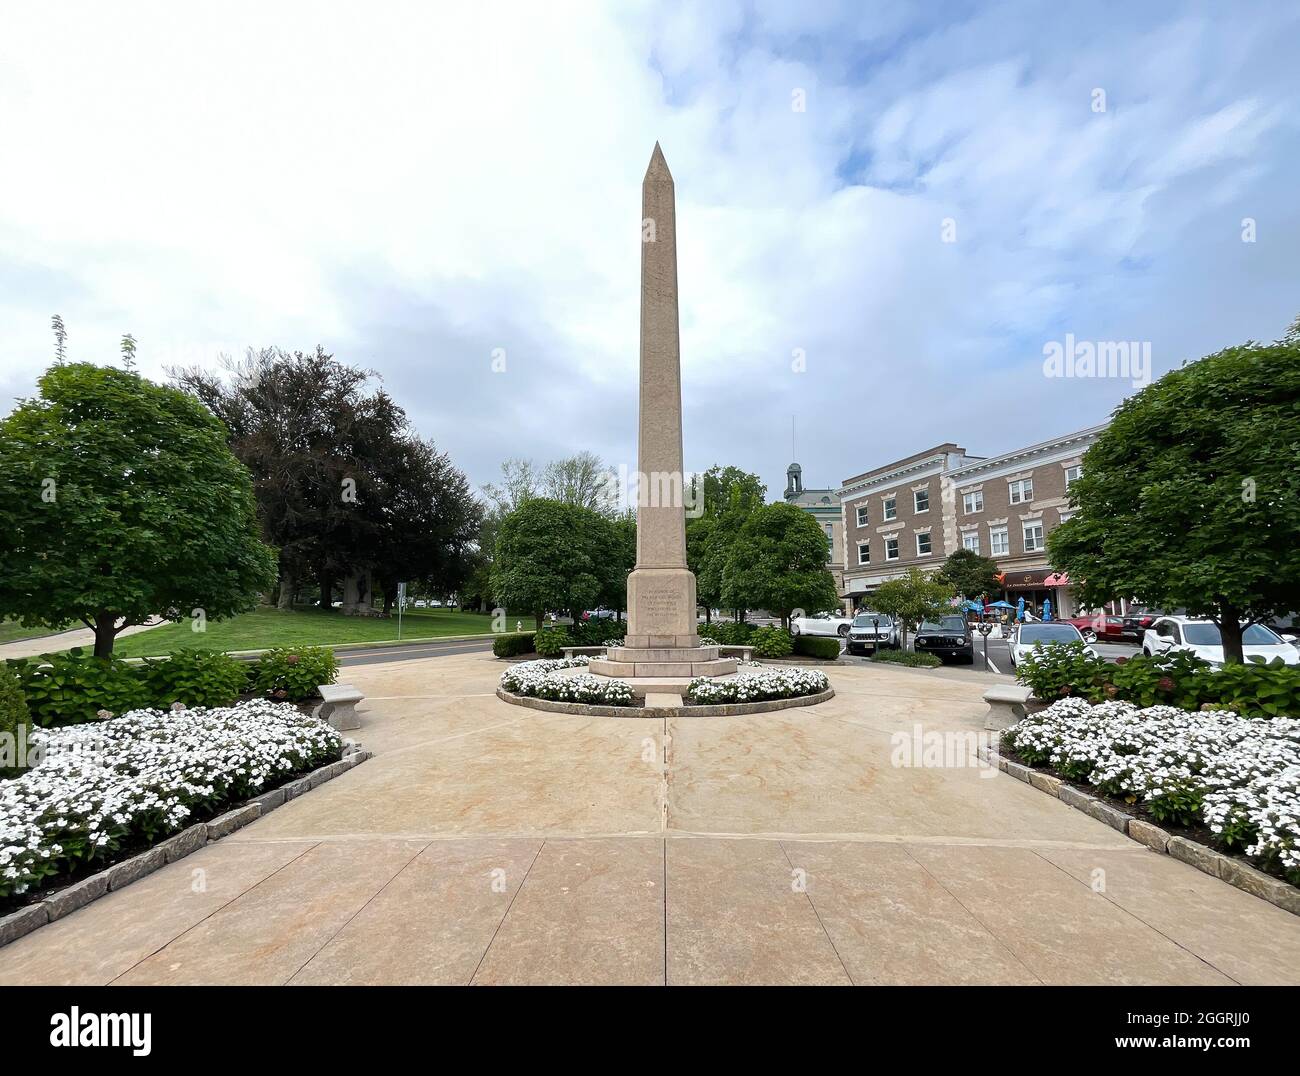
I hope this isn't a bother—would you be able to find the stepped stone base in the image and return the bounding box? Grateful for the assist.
[588,645,737,680]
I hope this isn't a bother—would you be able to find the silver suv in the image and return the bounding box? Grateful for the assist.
[846,612,898,655]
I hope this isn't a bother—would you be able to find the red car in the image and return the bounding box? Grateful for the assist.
[1062,613,1127,643]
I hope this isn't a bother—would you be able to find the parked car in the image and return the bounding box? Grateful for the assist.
[1121,606,1163,640]
[913,615,974,664]
[1062,613,1126,643]
[1141,616,1300,667]
[1008,622,1099,668]
[790,611,854,638]
[414,599,428,608]
[845,612,897,655]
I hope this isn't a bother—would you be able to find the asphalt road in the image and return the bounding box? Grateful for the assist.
[332,628,1142,675]
[337,636,494,668]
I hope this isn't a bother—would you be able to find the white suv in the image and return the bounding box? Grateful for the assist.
[1142,616,1300,667]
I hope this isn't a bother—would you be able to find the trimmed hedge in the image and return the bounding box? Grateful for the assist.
[493,632,536,658]
[870,649,942,668]
[1015,641,1300,718]
[8,644,340,727]
[0,664,33,778]
[793,635,841,660]
[708,621,758,645]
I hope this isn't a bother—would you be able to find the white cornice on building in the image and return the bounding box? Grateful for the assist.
[944,423,1109,485]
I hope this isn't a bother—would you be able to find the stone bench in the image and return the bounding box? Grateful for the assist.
[315,683,364,731]
[717,645,755,662]
[562,646,608,658]
[982,684,1033,731]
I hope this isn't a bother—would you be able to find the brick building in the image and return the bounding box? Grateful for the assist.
[838,423,1110,616]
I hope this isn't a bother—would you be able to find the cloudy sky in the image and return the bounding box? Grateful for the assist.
[2,1,1298,499]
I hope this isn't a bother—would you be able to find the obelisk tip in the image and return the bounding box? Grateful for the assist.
[644,141,673,183]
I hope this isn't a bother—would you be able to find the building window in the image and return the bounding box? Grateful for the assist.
[916,531,932,556]
[883,496,897,521]
[857,542,870,565]
[1057,509,1074,525]
[885,537,899,560]
[962,532,980,553]
[1008,477,1033,504]
[824,524,834,561]
[1023,521,1045,552]
[990,527,1009,556]
[913,488,929,513]
[962,490,983,514]
[855,504,869,528]
[1065,465,1082,487]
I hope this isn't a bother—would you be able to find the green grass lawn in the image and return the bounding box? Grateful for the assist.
[0,620,60,645]
[106,606,514,658]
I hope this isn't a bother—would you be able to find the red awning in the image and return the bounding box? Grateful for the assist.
[1043,572,1070,587]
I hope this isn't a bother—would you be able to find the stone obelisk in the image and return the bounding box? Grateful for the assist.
[591,144,736,682]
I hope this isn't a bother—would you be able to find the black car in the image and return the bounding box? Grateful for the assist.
[913,615,974,663]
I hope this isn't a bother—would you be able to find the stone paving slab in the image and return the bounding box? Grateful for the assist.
[0,840,318,985]
[904,843,1235,985]
[290,838,542,985]
[781,840,1038,985]
[470,838,664,985]
[113,839,429,985]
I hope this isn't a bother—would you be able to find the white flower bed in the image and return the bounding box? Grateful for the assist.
[0,700,342,901]
[1005,697,1300,882]
[687,667,829,705]
[499,658,632,706]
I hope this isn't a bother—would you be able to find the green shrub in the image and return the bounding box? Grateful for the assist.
[792,635,841,660]
[751,626,793,658]
[1015,641,1110,701]
[142,648,249,709]
[534,626,571,658]
[7,650,151,727]
[1016,643,1300,717]
[251,646,337,701]
[569,618,624,646]
[0,663,33,778]
[870,649,941,668]
[492,632,536,658]
[709,621,757,645]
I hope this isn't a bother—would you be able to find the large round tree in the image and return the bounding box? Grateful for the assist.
[0,363,278,656]
[1047,321,1300,663]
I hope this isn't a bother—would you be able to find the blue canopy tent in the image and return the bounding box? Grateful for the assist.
[985,601,1014,610]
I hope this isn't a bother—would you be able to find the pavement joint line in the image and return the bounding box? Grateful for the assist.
[779,839,856,985]
[367,717,527,760]
[899,842,1044,985]
[1029,847,1244,986]
[468,839,545,986]
[107,839,323,986]
[225,831,1139,850]
[361,693,499,700]
[284,839,433,986]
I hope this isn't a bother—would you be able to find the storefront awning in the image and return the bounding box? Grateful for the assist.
[1043,572,1071,587]
[1001,569,1053,590]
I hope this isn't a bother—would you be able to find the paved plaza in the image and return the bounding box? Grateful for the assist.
[2,651,1297,986]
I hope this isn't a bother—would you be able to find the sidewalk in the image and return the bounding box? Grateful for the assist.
[0,621,164,660]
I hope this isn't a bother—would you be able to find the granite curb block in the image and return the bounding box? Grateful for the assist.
[0,746,374,950]
[495,685,835,718]
[1011,760,1299,917]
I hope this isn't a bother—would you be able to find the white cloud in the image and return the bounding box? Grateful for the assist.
[1,0,1298,495]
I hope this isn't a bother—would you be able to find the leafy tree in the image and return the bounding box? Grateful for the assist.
[490,499,614,630]
[175,347,479,614]
[0,363,278,656]
[543,451,616,515]
[1048,322,1300,664]
[686,465,766,621]
[481,457,542,516]
[869,568,955,651]
[937,548,1000,600]
[721,502,838,627]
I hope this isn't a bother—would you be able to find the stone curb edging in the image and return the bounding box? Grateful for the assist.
[976,744,1300,917]
[0,745,374,950]
[496,685,835,718]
